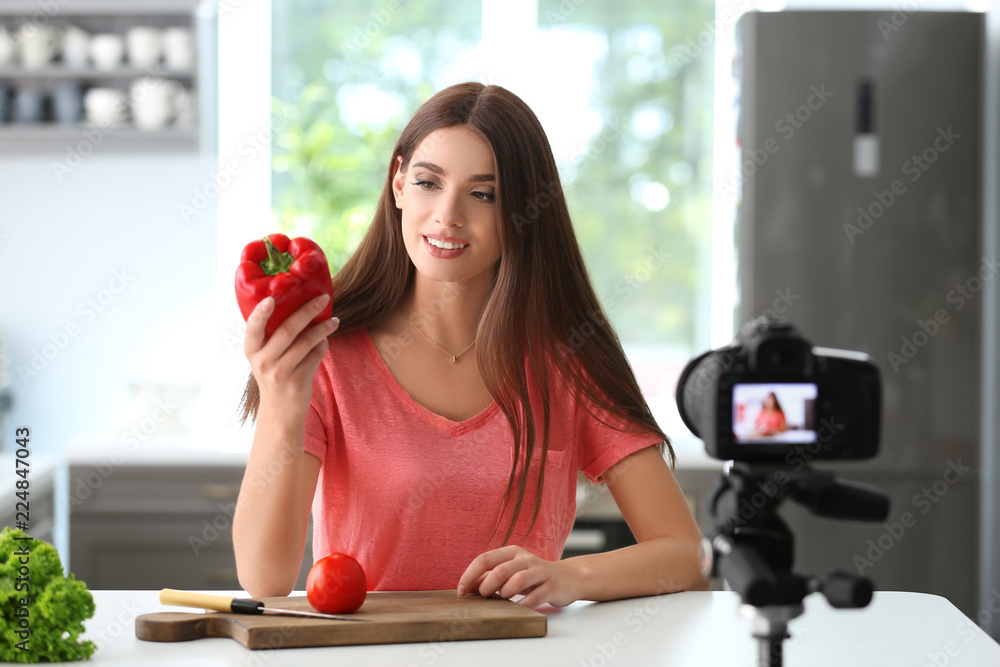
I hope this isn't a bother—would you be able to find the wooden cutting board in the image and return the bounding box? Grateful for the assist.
[135,589,547,649]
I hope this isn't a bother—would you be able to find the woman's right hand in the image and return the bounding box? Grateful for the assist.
[244,293,339,422]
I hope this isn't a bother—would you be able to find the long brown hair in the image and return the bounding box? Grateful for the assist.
[240,82,673,543]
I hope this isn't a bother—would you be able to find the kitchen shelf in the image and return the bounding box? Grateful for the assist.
[0,0,215,153]
[0,66,196,80]
[0,1,206,14]
[0,124,199,151]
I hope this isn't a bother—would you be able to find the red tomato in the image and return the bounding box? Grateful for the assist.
[306,553,367,614]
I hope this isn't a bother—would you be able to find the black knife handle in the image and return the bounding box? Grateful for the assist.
[231,598,265,615]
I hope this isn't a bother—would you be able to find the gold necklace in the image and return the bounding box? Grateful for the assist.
[407,319,476,363]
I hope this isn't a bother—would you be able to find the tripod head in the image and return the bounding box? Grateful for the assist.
[698,463,890,666]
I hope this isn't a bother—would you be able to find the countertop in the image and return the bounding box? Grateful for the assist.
[25,589,1000,666]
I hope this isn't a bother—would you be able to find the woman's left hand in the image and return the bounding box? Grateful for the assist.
[457,545,583,609]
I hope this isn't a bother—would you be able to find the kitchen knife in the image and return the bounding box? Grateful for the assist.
[158,588,369,622]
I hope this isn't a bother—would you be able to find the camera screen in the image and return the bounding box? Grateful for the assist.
[732,383,818,444]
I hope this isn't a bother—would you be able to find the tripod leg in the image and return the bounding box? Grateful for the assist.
[740,604,800,667]
[756,634,784,667]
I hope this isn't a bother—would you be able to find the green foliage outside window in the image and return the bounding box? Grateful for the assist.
[271,0,715,348]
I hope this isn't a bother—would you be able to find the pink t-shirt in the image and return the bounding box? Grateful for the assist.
[303,330,664,591]
[754,409,787,433]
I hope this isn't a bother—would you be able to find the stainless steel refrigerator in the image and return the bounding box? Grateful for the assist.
[733,10,986,620]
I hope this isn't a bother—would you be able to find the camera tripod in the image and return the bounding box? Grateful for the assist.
[698,462,890,667]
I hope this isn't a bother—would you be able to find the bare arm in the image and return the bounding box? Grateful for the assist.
[233,414,322,597]
[232,294,336,597]
[566,445,709,600]
[459,445,708,607]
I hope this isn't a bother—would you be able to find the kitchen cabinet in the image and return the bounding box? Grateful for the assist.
[68,463,313,591]
[0,0,216,152]
[65,457,719,590]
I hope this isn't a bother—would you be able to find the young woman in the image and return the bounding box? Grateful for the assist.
[753,392,789,437]
[233,82,707,608]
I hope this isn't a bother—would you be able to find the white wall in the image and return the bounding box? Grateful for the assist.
[0,0,281,458]
[0,152,221,453]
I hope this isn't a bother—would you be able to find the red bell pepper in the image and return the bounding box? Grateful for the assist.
[235,233,334,338]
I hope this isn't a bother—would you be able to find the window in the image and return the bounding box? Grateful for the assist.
[271,1,483,271]
[271,0,720,457]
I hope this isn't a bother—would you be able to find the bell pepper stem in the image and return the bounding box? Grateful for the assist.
[260,236,295,276]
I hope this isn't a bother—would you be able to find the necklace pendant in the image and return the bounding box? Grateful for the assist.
[407,318,474,364]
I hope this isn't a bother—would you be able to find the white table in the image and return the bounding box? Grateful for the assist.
[39,590,1000,666]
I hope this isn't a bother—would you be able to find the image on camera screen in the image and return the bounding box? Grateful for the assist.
[732,383,818,444]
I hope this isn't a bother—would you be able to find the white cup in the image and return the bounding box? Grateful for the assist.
[162,27,193,70]
[84,87,127,125]
[89,33,124,71]
[62,24,90,68]
[126,26,162,68]
[0,25,16,66]
[129,77,183,130]
[18,23,62,69]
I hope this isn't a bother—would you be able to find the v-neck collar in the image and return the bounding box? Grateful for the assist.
[361,329,501,435]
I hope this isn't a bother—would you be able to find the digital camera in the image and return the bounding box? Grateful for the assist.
[675,317,881,463]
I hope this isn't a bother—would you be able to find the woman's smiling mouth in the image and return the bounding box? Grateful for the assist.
[423,235,470,257]
[424,234,470,250]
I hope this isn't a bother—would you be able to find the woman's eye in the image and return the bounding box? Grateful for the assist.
[412,179,437,190]
[472,190,496,203]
